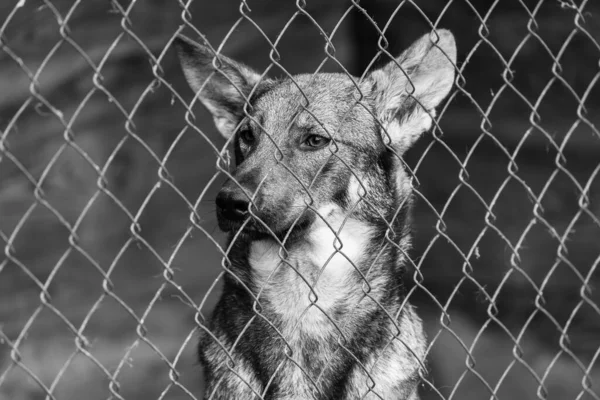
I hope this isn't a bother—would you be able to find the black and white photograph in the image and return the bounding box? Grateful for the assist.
[1,1,599,399]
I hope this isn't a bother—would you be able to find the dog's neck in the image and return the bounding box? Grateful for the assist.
[249,210,373,289]
[228,205,409,336]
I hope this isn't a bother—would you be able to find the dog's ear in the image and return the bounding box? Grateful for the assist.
[366,29,456,153]
[174,34,265,139]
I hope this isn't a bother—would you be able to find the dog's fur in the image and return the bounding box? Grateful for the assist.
[175,30,456,400]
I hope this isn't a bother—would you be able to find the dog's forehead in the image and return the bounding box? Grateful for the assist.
[253,73,363,128]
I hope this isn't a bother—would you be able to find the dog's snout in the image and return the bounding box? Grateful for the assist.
[216,188,250,222]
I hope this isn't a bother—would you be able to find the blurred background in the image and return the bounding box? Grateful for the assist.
[1,0,599,399]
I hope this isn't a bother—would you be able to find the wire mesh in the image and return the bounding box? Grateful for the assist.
[1,0,599,399]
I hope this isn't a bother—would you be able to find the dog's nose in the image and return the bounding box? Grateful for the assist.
[215,188,250,221]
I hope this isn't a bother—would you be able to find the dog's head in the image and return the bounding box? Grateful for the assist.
[175,31,456,241]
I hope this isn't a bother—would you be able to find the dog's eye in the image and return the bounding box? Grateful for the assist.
[239,129,255,145]
[304,134,330,149]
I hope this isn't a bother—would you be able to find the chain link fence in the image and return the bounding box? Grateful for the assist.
[1,0,600,399]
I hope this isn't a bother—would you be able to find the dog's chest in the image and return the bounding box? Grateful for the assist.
[244,216,380,397]
[236,303,426,399]
[241,213,424,398]
[248,216,372,335]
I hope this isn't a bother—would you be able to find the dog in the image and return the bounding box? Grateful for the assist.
[175,28,456,400]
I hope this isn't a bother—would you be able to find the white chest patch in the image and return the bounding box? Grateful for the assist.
[308,204,371,279]
[248,205,373,332]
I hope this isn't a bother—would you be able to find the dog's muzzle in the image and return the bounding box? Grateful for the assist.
[215,182,315,240]
[215,187,252,231]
